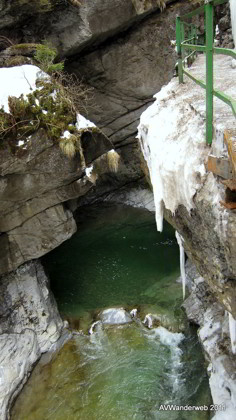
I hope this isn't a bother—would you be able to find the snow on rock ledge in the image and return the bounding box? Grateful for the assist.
[0,65,40,112]
[137,80,208,232]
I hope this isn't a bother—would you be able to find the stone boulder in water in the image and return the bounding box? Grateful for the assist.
[100,308,132,325]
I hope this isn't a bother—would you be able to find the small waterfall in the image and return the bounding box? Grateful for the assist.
[147,326,185,398]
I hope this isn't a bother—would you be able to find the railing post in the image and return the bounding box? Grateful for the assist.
[176,16,183,83]
[205,0,214,145]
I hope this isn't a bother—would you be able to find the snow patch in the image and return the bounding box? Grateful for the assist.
[49,91,57,100]
[61,130,71,139]
[137,80,208,232]
[85,165,93,178]
[0,65,41,113]
[17,140,25,147]
[76,114,95,130]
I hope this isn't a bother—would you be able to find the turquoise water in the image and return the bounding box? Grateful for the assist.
[11,205,212,420]
[43,204,182,330]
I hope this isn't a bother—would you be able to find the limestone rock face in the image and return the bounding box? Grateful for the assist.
[165,173,236,319]
[0,261,64,352]
[0,205,76,275]
[0,331,40,420]
[0,1,193,203]
[0,125,114,275]
[0,1,173,57]
[183,264,236,420]
[0,260,64,419]
[67,1,192,177]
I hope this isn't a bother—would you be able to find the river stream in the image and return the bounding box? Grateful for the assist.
[11,204,212,420]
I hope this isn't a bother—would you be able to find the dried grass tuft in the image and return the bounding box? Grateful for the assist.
[107,149,120,173]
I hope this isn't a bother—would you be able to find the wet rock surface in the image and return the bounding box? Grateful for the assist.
[100,308,132,324]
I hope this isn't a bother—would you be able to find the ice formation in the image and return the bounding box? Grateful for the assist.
[175,231,186,300]
[137,80,207,232]
[228,312,236,355]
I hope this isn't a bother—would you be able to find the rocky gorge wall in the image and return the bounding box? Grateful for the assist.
[0,2,194,417]
[0,0,235,418]
[137,38,236,416]
[0,260,66,419]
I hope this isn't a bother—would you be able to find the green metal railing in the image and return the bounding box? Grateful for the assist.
[176,0,236,145]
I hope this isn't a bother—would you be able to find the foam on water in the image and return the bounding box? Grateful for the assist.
[149,326,184,347]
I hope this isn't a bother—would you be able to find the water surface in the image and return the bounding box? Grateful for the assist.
[11,204,212,420]
[44,204,182,330]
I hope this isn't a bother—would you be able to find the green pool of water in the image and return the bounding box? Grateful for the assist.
[11,204,212,419]
[43,204,183,330]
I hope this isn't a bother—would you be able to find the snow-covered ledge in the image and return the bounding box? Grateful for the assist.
[137,80,208,232]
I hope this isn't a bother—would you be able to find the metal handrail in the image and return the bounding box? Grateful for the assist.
[176,0,236,145]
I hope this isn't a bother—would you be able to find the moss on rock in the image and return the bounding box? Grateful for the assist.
[0,74,85,159]
[18,0,53,12]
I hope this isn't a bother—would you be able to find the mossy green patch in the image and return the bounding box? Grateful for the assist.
[34,43,64,74]
[4,56,31,67]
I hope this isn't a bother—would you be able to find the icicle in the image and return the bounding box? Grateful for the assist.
[175,231,186,300]
[228,312,236,354]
